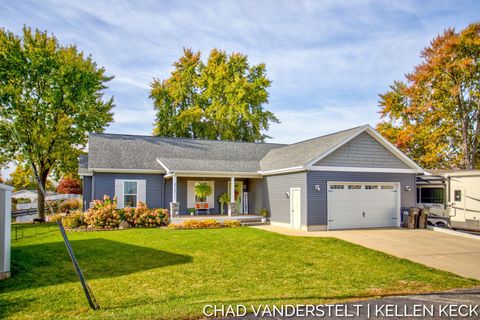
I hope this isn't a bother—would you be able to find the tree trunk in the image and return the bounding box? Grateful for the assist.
[461,115,472,170]
[35,169,49,219]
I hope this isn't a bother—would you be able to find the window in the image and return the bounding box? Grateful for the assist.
[381,185,394,190]
[124,181,138,207]
[330,184,344,190]
[418,187,444,204]
[348,185,362,189]
[365,185,378,190]
[454,190,462,202]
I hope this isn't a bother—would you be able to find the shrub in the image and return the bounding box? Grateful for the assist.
[63,211,84,229]
[57,176,82,194]
[59,198,82,214]
[84,195,121,228]
[223,220,241,227]
[121,202,169,228]
[169,219,221,229]
[48,213,64,222]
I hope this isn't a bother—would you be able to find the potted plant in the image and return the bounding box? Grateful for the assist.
[194,182,212,201]
[218,192,230,215]
[260,208,269,223]
[187,208,196,216]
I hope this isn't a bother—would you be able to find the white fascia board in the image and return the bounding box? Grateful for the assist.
[156,158,170,173]
[90,168,166,174]
[0,183,14,191]
[165,171,262,179]
[258,166,306,176]
[79,172,93,177]
[308,166,416,174]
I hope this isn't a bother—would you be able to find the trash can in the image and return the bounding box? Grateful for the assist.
[401,207,410,228]
[407,208,420,229]
[417,208,430,229]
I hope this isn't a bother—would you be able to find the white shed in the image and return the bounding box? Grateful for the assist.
[0,183,13,280]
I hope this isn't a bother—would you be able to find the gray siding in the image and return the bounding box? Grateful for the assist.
[82,176,92,210]
[248,178,264,215]
[92,173,164,208]
[264,172,307,225]
[306,171,416,225]
[315,132,410,169]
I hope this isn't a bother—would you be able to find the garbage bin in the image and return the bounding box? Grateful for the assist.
[417,208,430,229]
[401,207,410,228]
[407,207,420,229]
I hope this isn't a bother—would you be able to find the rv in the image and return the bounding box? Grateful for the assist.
[417,170,480,232]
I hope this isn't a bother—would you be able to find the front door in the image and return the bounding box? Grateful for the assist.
[227,181,243,214]
[290,188,301,229]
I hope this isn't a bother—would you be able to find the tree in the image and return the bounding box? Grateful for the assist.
[150,48,279,142]
[57,175,82,194]
[7,164,55,191]
[377,22,480,169]
[0,27,114,218]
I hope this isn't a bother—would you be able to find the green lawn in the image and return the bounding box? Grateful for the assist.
[1,223,478,319]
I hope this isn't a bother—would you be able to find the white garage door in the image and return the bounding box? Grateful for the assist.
[327,182,399,230]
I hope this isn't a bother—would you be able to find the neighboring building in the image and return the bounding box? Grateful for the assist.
[0,183,13,280]
[79,125,424,231]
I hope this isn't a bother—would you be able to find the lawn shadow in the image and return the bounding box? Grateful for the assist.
[2,238,192,292]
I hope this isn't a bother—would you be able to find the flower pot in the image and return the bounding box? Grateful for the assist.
[261,218,267,223]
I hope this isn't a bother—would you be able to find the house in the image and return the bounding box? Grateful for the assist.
[417,170,480,231]
[79,125,424,231]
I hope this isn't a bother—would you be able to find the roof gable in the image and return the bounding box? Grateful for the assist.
[313,131,410,169]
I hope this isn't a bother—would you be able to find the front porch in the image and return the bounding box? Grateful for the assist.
[165,174,263,217]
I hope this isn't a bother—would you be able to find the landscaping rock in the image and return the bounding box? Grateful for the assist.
[118,221,130,229]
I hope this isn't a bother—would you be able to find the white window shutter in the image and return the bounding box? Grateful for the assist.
[115,179,124,208]
[138,180,146,204]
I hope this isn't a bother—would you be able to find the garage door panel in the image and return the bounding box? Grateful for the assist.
[327,182,399,230]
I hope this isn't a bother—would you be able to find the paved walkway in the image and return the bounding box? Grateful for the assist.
[254,225,480,280]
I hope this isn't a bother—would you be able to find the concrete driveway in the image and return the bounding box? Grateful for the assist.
[254,225,480,280]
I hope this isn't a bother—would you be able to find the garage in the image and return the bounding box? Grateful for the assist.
[327,182,400,230]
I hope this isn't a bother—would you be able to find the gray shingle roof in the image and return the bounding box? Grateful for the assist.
[259,126,364,171]
[87,133,286,172]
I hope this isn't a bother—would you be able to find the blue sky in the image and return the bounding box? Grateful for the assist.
[0,1,478,155]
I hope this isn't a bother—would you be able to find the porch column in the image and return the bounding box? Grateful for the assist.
[228,177,235,216]
[170,174,179,218]
[172,174,177,203]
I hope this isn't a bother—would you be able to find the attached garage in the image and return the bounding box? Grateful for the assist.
[327,182,400,230]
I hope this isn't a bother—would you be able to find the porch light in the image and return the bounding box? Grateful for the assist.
[284,192,289,199]
[405,185,411,191]
[314,185,321,192]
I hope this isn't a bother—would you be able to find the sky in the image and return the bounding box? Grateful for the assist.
[0,0,479,177]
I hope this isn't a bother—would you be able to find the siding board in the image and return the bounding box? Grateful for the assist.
[82,176,92,210]
[315,132,410,169]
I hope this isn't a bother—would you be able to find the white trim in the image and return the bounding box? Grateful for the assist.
[326,181,401,230]
[156,158,170,173]
[257,166,305,176]
[165,171,261,178]
[91,168,165,174]
[309,166,416,173]
[304,125,424,173]
[79,172,93,176]
[0,183,14,191]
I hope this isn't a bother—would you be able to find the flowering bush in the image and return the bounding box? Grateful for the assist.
[84,195,121,228]
[83,195,168,229]
[63,210,84,229]
[59,198,82,214]
[223,220,241,227]
[121,202,169,228]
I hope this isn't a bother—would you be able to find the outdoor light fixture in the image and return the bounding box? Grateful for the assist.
[285,192,290,199]
[405,185,411,191]
[314,185,321,192]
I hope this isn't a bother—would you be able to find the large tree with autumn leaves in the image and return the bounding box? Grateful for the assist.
[377,22,480,170]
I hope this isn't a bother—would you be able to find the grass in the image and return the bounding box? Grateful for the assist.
[1,223,478,319]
